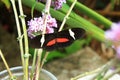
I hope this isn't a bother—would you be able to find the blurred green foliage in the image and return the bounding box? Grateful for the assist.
[1,0,11,9]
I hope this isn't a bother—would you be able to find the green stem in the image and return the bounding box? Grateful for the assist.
[33,49,42,80]
[42,0,51,34]
[30,49,37,79]
[0,50,17,79]
[103,66,120,80]
[59,0,77,31]
[39,0,51,71]
[110,0,115,10]
[40,52,49,69]
[71,59,116,80]
[18,0,29,80]
[10,0,24,70]
[31,2,36,19]
[0,50,13,78]
[67,0,112,28]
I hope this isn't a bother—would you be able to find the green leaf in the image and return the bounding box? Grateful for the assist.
[46,51,65,61]
[66,39,86,54]
[67,0,112,28]
[29,48,35,57]
[1,0,11,9]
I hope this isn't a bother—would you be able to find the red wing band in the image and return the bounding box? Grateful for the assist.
[47,38,69,46]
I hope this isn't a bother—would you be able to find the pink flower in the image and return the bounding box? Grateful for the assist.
[52,0,66,9]
[27,14,57,38]
[38,0,66,10]
[105,22,120,41]
[115,46,120,59]
[46,15,57,28]
[105,22,120,59]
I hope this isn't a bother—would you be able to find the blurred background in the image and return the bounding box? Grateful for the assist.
[0,0,120,80]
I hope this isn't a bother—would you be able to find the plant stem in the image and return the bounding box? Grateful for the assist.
[71,59,116,80]
[110,0,115,10]
[39,0,51,70]
[33,49,42,80]
[30,49,37,79]
[10,0,24,70]
[0,50,13,77]
[42,0,51,34]
[103,65,120,80]
[18,0,29,80]
[40,0,51,50]
[40,52,49,68]
[59,0,77,31]
[31,2,37,19]
[32,0,51,79]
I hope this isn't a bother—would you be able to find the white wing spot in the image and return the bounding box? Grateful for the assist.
[69,29,75,40]
[40,35,45,47]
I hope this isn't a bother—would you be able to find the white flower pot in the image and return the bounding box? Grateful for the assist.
[0,66,57,80]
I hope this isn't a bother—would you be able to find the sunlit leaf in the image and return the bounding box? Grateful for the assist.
[1,0,11,9]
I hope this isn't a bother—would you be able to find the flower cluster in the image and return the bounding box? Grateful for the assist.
[105,22,120,41]
[105,22,120,59]
[38,0,66,9]
[52,0,66,9]
[27,14,57,38]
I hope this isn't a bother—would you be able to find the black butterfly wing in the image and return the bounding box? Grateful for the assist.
[55,28,85,48]
[71,28,85,40]
[55,29,75,48]
[29,33,56,50]
[29,28,85,51]
[42,33,57,51]
[29,35,42,48]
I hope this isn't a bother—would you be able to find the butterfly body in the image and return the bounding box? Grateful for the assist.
[30,28,85,51]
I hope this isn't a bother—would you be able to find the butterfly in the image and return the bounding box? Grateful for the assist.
[30,28,85,51]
